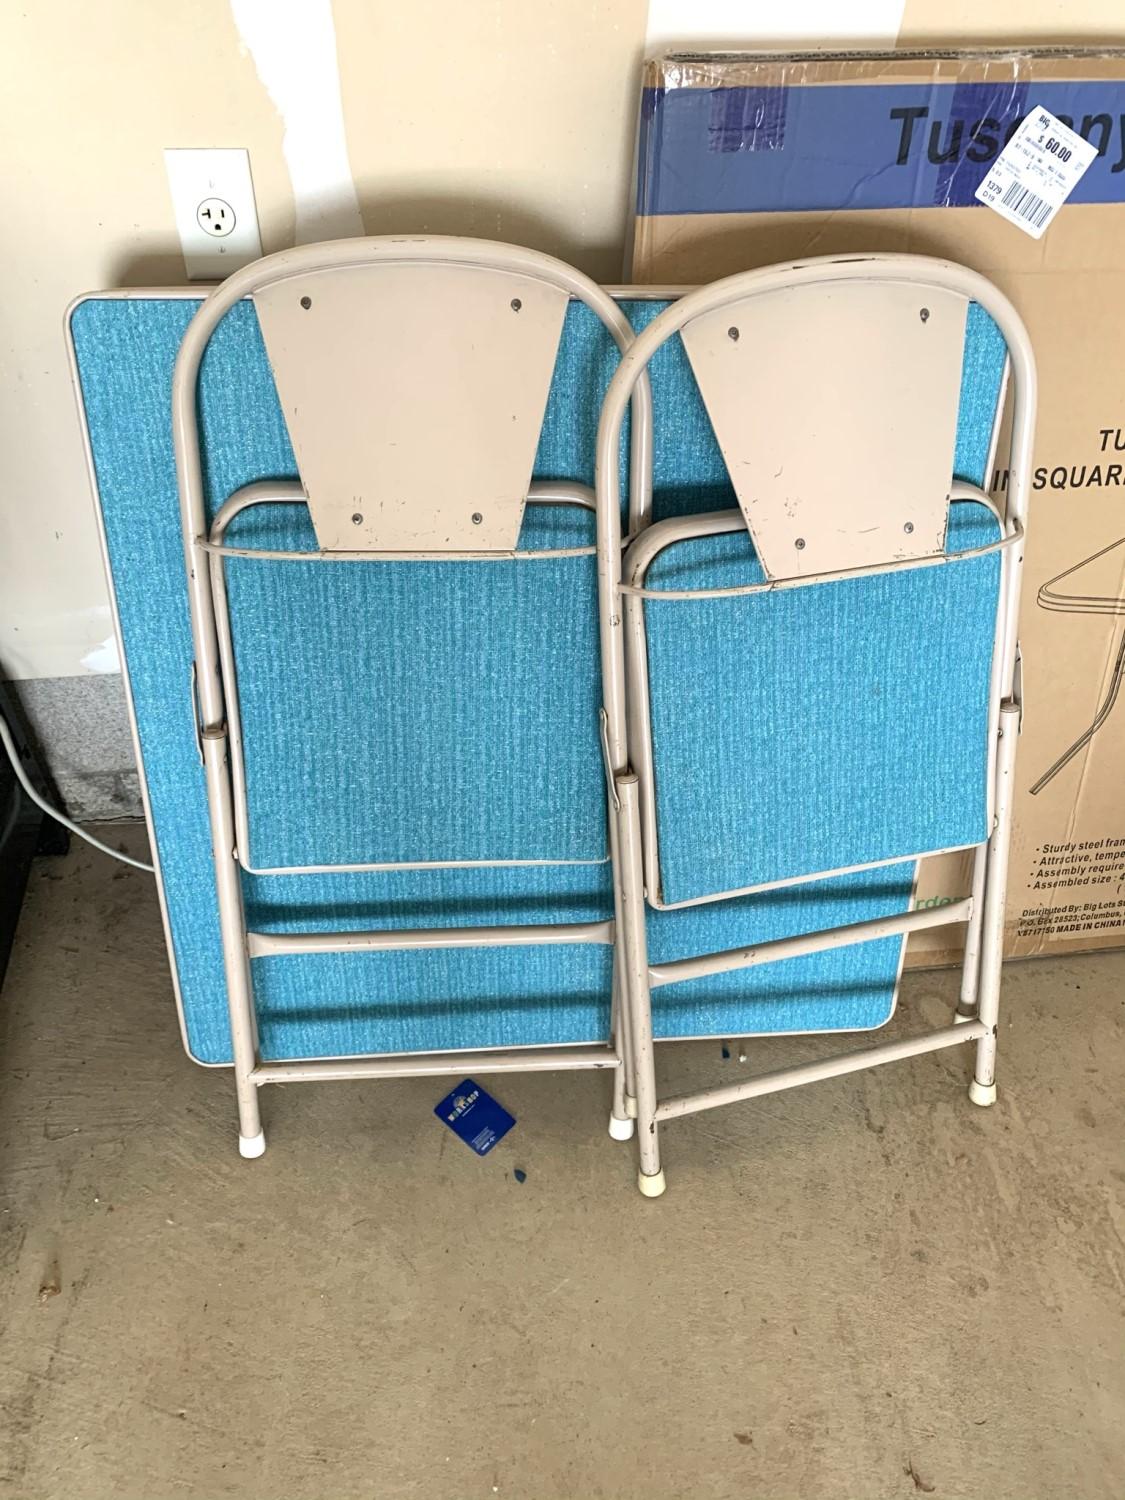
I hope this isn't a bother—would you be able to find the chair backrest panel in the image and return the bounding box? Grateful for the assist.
[253,262,570,552]
[679,279,967,578]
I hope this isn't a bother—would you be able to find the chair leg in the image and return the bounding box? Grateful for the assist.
[202,736,265,1157]
[609,965,635,1141]
[235,1069,265,1157]
[970,701,1020,1107]
[606,796,637,1133]
[955,844,988,1023]
[615,774,664,1197]
[619,958,637,1120]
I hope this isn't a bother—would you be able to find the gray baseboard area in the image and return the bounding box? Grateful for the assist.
[7,673,143,821]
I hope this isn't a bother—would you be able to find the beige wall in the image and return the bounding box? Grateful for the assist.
[647,0,1124,50]
[0,0,646,682]
[2,1,1121,684]
[899,0,1125,45]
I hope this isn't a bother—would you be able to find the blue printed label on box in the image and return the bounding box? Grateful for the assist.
[637,80,1125,217]
[434,1079,515,1156]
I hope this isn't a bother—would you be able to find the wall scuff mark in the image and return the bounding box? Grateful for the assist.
[230,0,364,243]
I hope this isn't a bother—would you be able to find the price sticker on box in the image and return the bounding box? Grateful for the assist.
[975,108,1098,239]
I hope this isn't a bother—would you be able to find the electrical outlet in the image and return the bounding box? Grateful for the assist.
[196,197,236,238]
[164,149,263,281]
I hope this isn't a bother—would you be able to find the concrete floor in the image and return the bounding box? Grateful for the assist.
[0,831,1122,1500]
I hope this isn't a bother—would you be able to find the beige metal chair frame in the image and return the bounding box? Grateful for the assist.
[172,236,653,1158]
[594,254,1035,1196]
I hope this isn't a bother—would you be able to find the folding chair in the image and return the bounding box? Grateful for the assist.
[171,236,652,1156]
[593,254,1035,1196]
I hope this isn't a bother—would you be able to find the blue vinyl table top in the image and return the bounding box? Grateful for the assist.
[69,289,1005,1064]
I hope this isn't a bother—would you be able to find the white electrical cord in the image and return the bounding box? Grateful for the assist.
[0,712,155,874]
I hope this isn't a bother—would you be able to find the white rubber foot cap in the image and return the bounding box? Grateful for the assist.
[968,1079,997,1108]
[953,1009,976,1025]
[637,1168,667,1198]
[608,1113,635,1141]
[239,1131,266,1159]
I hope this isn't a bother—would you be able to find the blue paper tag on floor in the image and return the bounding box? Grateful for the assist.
[434,1079,515,1156]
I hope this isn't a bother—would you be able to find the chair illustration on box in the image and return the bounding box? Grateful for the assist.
[1030,535,1125,795]
[595,256,1034,1195]
[68,243,1033,1194]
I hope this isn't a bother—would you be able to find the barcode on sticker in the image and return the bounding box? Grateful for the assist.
[1000,181,1053,231]
[975,106,1097,239]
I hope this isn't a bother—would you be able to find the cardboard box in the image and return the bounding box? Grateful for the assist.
[631,50,1125,962]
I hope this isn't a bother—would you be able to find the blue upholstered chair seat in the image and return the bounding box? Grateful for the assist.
[223,504,608,872]
[643,502,1003,906]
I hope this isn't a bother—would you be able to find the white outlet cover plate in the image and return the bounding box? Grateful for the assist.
[164,148,262,281]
